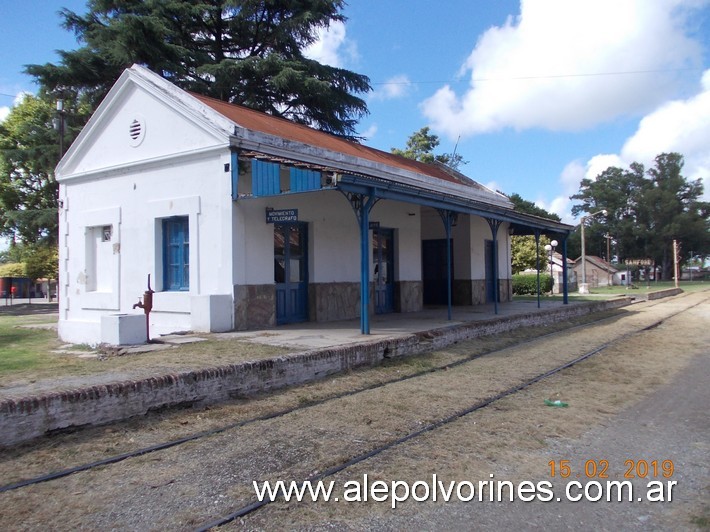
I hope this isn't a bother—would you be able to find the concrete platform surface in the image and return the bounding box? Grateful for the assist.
[213,299,586,350]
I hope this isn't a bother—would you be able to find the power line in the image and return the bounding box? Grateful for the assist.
[372,67,702,85]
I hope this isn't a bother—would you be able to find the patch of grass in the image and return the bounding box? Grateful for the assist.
[0,315,64,373]
[690,507,710,529]
[586,280,708,295]
[0,308,291,388]
[515,281,709,301]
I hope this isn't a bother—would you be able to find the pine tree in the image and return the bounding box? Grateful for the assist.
[26,0,371,139]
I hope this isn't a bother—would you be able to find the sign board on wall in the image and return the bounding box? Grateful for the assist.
[266,209,298,223]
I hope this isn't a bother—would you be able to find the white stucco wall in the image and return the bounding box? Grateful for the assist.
[468,216,510,279]
[59,151,234,343]
[58,80,235,344]
[370,200,421,282]
[65,85,225,177]
[234,192,421,285]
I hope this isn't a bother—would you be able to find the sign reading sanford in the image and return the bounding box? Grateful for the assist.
[266,209,298,223]
[625,258,653,266]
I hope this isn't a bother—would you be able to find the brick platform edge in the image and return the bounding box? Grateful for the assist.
[0,298,633,447]
[645,287,683,301]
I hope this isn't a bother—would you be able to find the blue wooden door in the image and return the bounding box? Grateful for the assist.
[373,228,394,314]
[275,223,308,324]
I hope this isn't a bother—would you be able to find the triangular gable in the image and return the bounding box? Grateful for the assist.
[56,66,235,181]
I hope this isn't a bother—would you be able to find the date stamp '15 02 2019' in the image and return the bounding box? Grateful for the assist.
[548,459,674,479]
[548,459,677,503]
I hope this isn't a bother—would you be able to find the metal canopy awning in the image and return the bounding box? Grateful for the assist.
[336,173,573,235]
[234,150,575,334]
[333,173,574,333]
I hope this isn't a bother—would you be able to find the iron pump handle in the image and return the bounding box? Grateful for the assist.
[142,274,154,314]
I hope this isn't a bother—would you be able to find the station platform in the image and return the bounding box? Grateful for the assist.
[0,296,633,447]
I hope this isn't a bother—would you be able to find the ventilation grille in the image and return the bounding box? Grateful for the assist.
[128,116,146,147]
[129,120,142,140]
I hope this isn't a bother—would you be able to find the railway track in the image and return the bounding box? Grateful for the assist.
[0,302,640,494]
[0,292,706,530]
[194,294,707,530]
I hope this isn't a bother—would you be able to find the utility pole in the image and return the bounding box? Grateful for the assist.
[603,233,613,286]
[673,240,680,288]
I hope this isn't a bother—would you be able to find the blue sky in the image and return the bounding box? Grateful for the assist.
[1,0,710,227]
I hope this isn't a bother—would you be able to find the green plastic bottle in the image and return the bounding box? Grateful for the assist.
[544,399,569,407]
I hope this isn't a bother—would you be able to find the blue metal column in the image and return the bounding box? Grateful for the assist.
[343,190,378,334]
[438,210,457,321]
[486,219,502,315]
[535,230,541,308]
[562,235,569,304]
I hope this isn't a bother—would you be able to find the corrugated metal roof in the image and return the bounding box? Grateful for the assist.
[191,92,485,190]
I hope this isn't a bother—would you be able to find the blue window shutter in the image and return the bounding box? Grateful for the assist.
[252,160,280,196]
[290,167,321,192]
[163,217,189,291]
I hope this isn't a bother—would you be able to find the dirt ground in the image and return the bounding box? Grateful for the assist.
[0,291,707,530]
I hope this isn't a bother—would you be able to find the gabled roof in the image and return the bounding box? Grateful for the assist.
[576,255,618,272]
[57,64,573,235]
[192,93,472,188]
[190,91,511,208]
[551,251,575,265]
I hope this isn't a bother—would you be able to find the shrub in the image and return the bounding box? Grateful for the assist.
[0,262,26,277]
[513,273,552,295]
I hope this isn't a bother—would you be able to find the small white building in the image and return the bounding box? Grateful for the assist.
[56,65,571,345]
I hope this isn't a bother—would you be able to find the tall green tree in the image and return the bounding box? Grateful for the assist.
[0,95,64,244]
[571,163,647,263]
[642,153,709,278]
[571,153,709,280]
[391,127,467,170]
[26,0,371,139]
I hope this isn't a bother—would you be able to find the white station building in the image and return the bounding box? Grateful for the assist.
[56,65,572,345]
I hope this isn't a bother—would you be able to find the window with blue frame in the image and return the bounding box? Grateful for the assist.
[163,216,189,291]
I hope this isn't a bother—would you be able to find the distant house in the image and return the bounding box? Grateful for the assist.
[572,256,620,288]
[549,251,577,294]
[55,65,572,345]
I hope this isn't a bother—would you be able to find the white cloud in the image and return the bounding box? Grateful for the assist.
[0,91,31,123]
[303,21,358,68]
[532,160,589,223]
[483,180,501,194]
[371,75,412,101]
[359,123,378,140]
[422,0,706,139]
[577,69,710,199]
[584,154,625,180]
[537,195,575,223]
